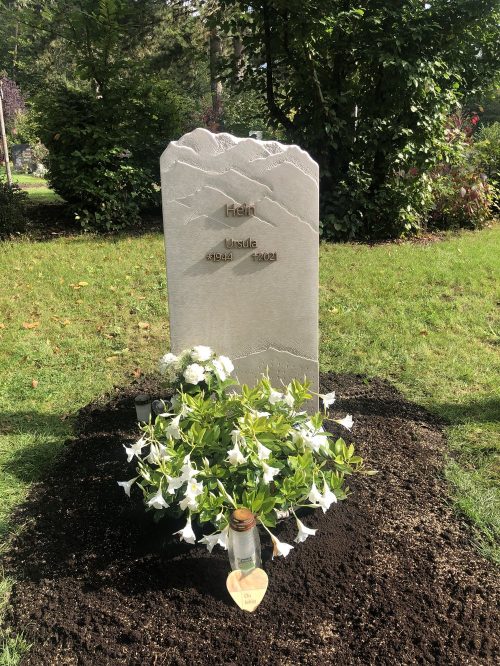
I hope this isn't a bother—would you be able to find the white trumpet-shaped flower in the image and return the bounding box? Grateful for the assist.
[117,476,139,497]
[271,535,294,558]
[179,479,204,511]
[183,363,206,385]
[308,482,323,505]
[147,488,169,510]
[199,532,221,553]
[191,345,212,362]
[123,437,146,462]
[262,462,280,484]
[335,414,354,430]
[294,518,317,543]
[165,414,182,440]
[283,392,295,408]
[231,429,246,447]
[256,441,272,460]
[218,355,234,374]
[320,391,336,409]
[269,390,284,404]
[218,526,229,550]
[321,484,337,511]
[180,454,199,482]
[166,474,185,494]
[174,516,196,544]
[227,441,246,465]
[211,358,227,381]
[145,442,170,465]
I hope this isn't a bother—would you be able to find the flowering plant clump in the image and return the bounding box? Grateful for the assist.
[118,346,366,557]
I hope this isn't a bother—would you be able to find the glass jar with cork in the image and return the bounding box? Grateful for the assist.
[227,508,262,572]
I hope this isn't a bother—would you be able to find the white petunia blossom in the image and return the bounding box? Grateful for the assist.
[320,391,336,409]
[227,442,247,466]
[262,462,280,484]
[199,532,221,553]
[159,353,178,373]
[294,518,317,543]
[183,363,206,385]
[117,476,139,497]
[256,441,272,460]
[174,516,196,544]
[191,345,212,362]
[269,390,284,404]
[218,355,234,374]
[123,437,146,462]
[147,488,169,510]
[271,535,294,558]
[335,414,354,430]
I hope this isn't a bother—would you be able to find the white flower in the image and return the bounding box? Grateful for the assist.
[166,474,185,494]
[174,516,196,544]
[123,437,146,462]
[256,441,272,460]
[145,443,170,465]
[231,429,246,447]
[147,488,169,510]
[321,484,337,511]
[269,390,284,404]
[180,454,199,481]
[271,535,294,558]
[211,358,227,381]
[255,410,270,418]
[308,482,323,506]
[179,479,204,511]
[117,476,139,497]
[218,526,229,550]
[227,442,247,465]
[335,414,354,431]
[283,392,295,408]
[215,510,225,524]
[191,345,212,362]
[183,363,206,385]
[320,391,336,409]
[159,353,178,373]
[308,482,337,512]
[165,414,182,440]
[199,532,221,553]
[310,432,329,453]
[262,462,280,484]
[294,518,317,543]
[218,355,234,374]
[275,508,290,520]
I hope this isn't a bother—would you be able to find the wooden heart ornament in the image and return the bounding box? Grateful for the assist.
[226,568,269,612]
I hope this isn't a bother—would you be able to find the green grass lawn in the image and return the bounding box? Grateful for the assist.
[1,168,62,204]
[0,224,498,658]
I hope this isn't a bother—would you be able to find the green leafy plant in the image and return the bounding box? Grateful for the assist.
[118,346,365,556]
[0,181,27,237]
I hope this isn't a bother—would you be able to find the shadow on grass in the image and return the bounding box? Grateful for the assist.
[21,202,164,242]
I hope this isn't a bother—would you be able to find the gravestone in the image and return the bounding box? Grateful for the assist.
[160,128,319,408]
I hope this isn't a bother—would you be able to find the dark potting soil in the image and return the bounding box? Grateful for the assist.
[2,374,499,665]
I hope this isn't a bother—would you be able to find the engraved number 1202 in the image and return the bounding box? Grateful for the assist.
[251,252,277,262]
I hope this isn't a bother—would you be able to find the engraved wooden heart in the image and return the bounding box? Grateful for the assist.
[226,568,269,612]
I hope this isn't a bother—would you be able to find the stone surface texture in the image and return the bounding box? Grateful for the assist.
[160,128,319,404]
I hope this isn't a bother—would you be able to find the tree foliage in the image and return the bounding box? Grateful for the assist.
[214,0,500,238]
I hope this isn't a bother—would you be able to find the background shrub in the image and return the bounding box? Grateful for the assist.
[0,181,28,237]
[37,78,194,231]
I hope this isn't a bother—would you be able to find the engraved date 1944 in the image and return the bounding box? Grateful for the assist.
[206,252,232,261]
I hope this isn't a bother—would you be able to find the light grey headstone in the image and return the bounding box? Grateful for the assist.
[160,128,319,408]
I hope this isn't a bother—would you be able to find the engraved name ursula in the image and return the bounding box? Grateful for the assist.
[225,237,257,248]
[225,203,255,217]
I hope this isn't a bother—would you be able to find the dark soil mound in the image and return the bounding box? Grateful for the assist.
[3,374,499,665]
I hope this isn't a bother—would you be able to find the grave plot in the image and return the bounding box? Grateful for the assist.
[3,374,499,665]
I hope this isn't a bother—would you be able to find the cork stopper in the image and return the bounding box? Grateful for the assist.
[230,508,256,532]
